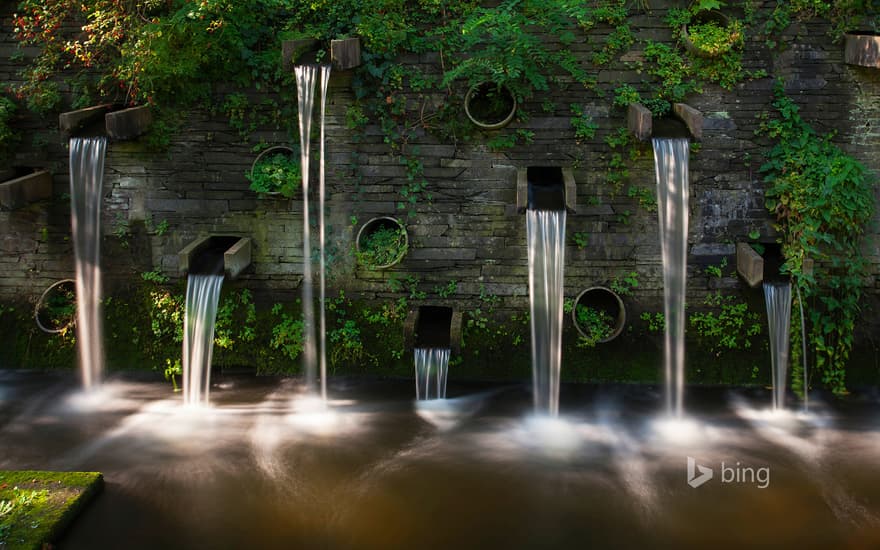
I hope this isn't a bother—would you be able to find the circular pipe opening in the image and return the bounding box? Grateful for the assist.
[356,216,408,270]
[571,286,626,344]
[248,145,300,198]
[464,83,517,130]
[34,279,77,334]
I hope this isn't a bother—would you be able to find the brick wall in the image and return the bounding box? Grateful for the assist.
[2,2,879,339]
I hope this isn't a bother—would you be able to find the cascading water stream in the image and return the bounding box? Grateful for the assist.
[182,273,224,406]
[69,137,107,389]
[527,209,566,416]
[652,138,689,418]
[294,64,331,401]
[764,281,792,411]
[414,348,451,400]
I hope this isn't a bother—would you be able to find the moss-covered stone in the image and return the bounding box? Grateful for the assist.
[0,470,103,550]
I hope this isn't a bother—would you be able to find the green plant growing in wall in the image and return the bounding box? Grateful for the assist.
[758,82,875,394]
[565,299,614,348]
[434,280,458,299]
[0,96,19,164]
[610,271,640,297]
[270,303,305,363]
[214,289,256,350]
[357,225,407,269]
[688,292,762,356]
[640,311,665,333]
[571,231,590,250]
[247,149,301,198]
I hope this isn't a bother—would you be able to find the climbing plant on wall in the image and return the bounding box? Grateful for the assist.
[758,82,875,394]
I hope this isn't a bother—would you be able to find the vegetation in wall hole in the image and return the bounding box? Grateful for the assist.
[247,149,301,198]
[357,225,407,269]
[758,82,875,394]
[565,300,614,348]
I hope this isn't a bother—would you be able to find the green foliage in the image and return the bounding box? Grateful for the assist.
[569,104,598,142]
[610,271,639,296]
[640,311,665,333]
[0,96,18,163]
[689,292,762,356]
[571,231,590,249]
[247,150,301,198]
[434,280,458,298]
[565,300,614,348]
[704,257,728,278]
[357,225,407,268]
[214,289,256,350]
[758,83,875,393]
[270,302,304,363]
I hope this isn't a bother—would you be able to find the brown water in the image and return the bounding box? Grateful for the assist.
[1,371,878,549]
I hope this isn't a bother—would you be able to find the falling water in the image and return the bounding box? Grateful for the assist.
[294,64,332,400]
[182,274,224,406]
[764,281,792,411]
[652,138,689,418]
[527,209,566,416]
[317,65,331,402]
[69,137,107,389]
[294,65,318,395]
[414,348,451,400]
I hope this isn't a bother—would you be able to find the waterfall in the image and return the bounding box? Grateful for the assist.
[764,281,792,411]
[294,64,331,400]
[69,137,107,389]
[527,209,566,416]
[182,274,224,406]
[414,348,451,400]
[652,138,689,418]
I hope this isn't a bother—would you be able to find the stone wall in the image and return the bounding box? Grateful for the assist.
[2,2,879,347]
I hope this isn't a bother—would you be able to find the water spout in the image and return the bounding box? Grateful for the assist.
[69,137,107,389]
[652,138,689,418]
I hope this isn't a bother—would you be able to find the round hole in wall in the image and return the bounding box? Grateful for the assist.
[464,83,517,130]
[356,216,408,270]
[35,279,77,334]
[248,145,301,198]
[571,286,626,344]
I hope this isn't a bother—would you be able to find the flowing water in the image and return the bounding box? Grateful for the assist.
[294,64,331,401]
[2,372,878,549]
[69,137,108,389]
[182,274,224,406]
[764,281,792,411]
[414,348,451,400]
[527,209,566,416]
[652,138,689,418]
[294,66,318,396]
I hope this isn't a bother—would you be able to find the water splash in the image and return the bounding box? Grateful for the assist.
[69,137,107,389]
[414,348,450,400]
[652,138,689,418]
[764,281,792,411]
[182,274,224,406]
[527,209,566,416]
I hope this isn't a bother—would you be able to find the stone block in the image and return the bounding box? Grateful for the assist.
[106,105,153,141]
[0,170,52,210]
[673,103,704,139]
[844,33,880,68]
[736,242,763,288]
[628,103,652,142]
[331,38,361,71]
[59,105,111,136]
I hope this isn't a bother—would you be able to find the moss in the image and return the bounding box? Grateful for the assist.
[0,470,103,550]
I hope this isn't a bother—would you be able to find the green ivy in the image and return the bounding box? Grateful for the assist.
[758,82,875,393]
